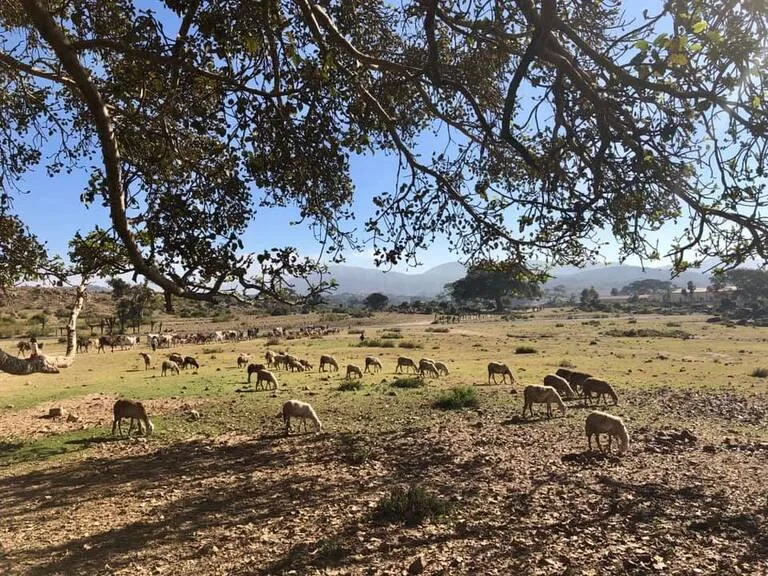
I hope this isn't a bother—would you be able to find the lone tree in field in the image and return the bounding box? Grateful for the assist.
[364,292,389,311]
[447,261,541,312]
[4,1,768,371]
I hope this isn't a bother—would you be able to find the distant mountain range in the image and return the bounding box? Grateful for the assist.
[324,262,713,298]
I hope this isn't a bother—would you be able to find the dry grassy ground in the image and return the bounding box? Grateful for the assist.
[0,310,767,575]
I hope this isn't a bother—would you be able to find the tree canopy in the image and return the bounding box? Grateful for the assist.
[446,261,541,311]
[2,0,768,307]
[364,292,389,311]
[619,279,676,295]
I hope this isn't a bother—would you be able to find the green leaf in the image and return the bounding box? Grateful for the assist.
[752,96,761,108]
[668,52,688,66]
[692,20,708,34]
[634,40,650,51]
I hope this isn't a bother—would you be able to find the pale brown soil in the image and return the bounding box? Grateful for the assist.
[1,391,767,576]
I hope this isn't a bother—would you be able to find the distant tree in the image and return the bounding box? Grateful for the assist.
[580,287,600,309]
[709,271,727,292]
[619,279,676,295]
[29,313,49,336]
[364,292,389,311]
[610,288,619,296]
[687,281,696,297]
[722,270,768,306]
[447,261,542,312]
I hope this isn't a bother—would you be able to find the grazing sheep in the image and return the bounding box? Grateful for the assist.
[582,377,619,405]
[183,356,199,370]
[255,369,278,391]
[585,411,630,455]
[396,356,418,374]
[282,399,323,434]
[345,364,363,379]
[112,399,154,437]
[161,360,180,376]
[247,363,266,383]
[568,371,593,393]
[272,353,289,370]
[265,350,276,368]
[139,352,151,371]
[319,354,339,372]
[487,362,516,385]
[237,353,250,368]
[555,367,573,382]
[168,352,184,366]
[76,336,92,353]
[288,358,305,372]
[543,374,576,399]
[364,356,382,373]
[522,385,567,418]
[434,361,449,376]
[419,358,440,378]
[299,359,313,371]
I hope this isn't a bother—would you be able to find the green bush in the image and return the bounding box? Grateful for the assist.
[391,377,424,389]
[338,380,363,391]
[371,484,451,526]
[515,345,537,354]
[434,386,479,410]
[381,332,403,339]
[398,341,422,349]
[356,339,395,348]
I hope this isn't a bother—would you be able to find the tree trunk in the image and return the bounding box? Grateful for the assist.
[0,285,85,374]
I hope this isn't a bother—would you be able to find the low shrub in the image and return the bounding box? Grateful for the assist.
[338,380,363,391]
[515,346,537,354]
[425,327,450,333]
[356,339,395,348]
[398,341,423,349]
[391,377,424,389]
[371,484,451,526]
[559,359,576,368]
[750,367,768,378]
[434,386,478,410]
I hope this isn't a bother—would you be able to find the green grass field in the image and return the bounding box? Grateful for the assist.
[1,310,766,575]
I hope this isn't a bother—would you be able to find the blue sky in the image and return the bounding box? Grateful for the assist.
[8,1,677,277]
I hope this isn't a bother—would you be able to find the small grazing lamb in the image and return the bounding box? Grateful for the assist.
[522,385,567,418]
[247,363,266,383]
[299,359,313,371]
[237,353,250,368]
[265,350,276,367]
[345,364,363,379]
[282,399,323,434]
[183,356,199,370]
[419,358,440,378]
[585,411,630,455]
[543,374,576,399]
[319,354,339,372]
[139,352,151,371]
[112,399,154,437]
[256,369,278,391]
[434,361,449,376]
[396,356,418,374]
[488,362,516,385]
[582,377,619,405]
[161,360,180,376]
[364,356,382,373]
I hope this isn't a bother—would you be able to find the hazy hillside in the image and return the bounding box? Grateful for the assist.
[325,262,714,298]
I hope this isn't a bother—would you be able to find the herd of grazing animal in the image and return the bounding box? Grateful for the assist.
[84,326,630,454]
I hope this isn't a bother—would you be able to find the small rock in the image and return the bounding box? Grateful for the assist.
[408,554,425,575]
[4,404,14,409]
[48,407,64,418]
[703,445,717,454]
[66,413,80,423]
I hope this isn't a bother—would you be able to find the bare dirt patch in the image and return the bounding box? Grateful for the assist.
[0,395,203,440]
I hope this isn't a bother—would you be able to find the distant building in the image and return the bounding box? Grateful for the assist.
[666,285,738,303]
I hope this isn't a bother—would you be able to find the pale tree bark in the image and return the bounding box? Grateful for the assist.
[0,285,86,375]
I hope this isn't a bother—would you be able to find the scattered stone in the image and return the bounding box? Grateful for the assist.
[4,404,14,409]
[702,445,717,454]
[66,413,80,423]
[48,407,64,418]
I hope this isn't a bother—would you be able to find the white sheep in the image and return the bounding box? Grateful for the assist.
[345,364,363,379]
[265,349,276,367]
[487,362,516,385]
[543,374,576,399]
[585,411,630,455]
[237,353,250,368]
[582,377,619,405]
[256,369,278,391]
[282,399,323,434]
[364,356,382,373]
[161,360,180,376]
[319,354,339,372]
[522,385,567,418]
[396,356,418,374]
[419,358,440,378]
[434,360,449,376]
